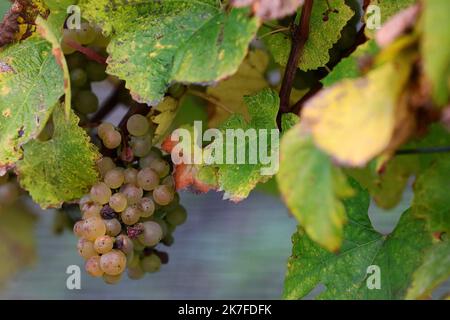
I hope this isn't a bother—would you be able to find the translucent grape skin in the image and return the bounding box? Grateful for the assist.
[121,184,143,205]
[127,265,145,280]
[130,135,152,157]
[82,202,102,219]
[140,254,161,273]
[73,221,85,238]
[137,168,159,191]
[140,197,155,218]
[152,185,174,206]
[109,193,127,212]
[100,250,127,276]
[121,205,142,225]
[138,221,163,246]
[102,129,122,150]
[82,217,106,241]
[97,157,116,177]
[90,182,112,205]
[116,234,134,255]
[123,168,138,185]
[70,68,88,88]
[94,235,114,254]
[77,238,97,259]
[85,256,104,277]
[103,273,122,285]
[104,218,122,236]
[98,123,115,140]
[127,114,150,137]
[104,168,125,189]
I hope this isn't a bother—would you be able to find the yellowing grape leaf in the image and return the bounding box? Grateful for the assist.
[302,59,412,167]
[412,158,450,234]
[284,183,433,299]
[421,0,450,106]
[80,0,259,105]
[43,0,76,41]
[231,0,304,20]
[207,49,270,128]
[277,123,354,252]
[150,96,180,145]
[0,203,37,287]
[364,0,416,39]
[0,35,64,174]
[264,0,354,71]
[407,240,450,300]
[17,105,100,208]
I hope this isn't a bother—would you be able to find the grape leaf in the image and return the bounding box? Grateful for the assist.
[150,96,180,144]
[79,0,260,105]
[231,0,304,20]
[421,0,450,106]
[407,240,450,299]
[364,0,416,38]
[210,88,279,201]
[17,105,100,208]
[412,158,450,234]
[0,203,37,288]
[43,0,76,41]
[284,183,433,299]
[302,58,413,167]
[264,0,354,71]
[207,49,270,128]
[322,40,379,87]
[0,35,64,174]
[277,123,354,252]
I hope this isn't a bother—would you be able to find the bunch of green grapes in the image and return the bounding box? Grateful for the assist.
[0,172,21,208]
[74,115,187,284]
[62,22,110,123]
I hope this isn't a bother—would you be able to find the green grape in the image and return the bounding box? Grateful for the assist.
[166,206,187,226]
[127,265,145,280]
[104,168,125,189]
[109,193,127,213]
[121,184,143,205]
[138,221,163,246]
[82,217,107,241]
[116,234,134,255]
[77,238,97,259]
[75,22,97,45]
[152,185,174,206]
[70,68,88,88]
[61,29,77,55]
[149,159,170,178]
[73,220,85,238]
[121,205,142,225]
[132,238,146,252]
[97,123,115,140]
[137,168,159,191]
[162,234,175,246]
[73,90,99,115]
[104,218,122,236]
[140,197,155,218]
[163,193,180,211]
[140,254,161,273]
[94,235,114,254]
[152,218,169,238]
[102,129,122,150]
[93,31,110,48]
[90,182,112,205]
[130,135,152,157]
[85,256,104,277]
[123,168,138,185]
[82,202,102,219]
[86,61,107,82]
[100,249,127,276]
[139,149,163,168]
[127,114,150,137]
[103,273,122,285]
[97,157,116,177]
[162,176,175,188]
[66,52,87,69]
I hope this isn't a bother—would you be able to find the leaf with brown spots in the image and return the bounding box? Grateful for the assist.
[0,35,64,174]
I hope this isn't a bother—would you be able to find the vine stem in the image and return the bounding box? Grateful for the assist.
[277,0,314,125]
[396,146,450,156]
[64,38,107,65]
